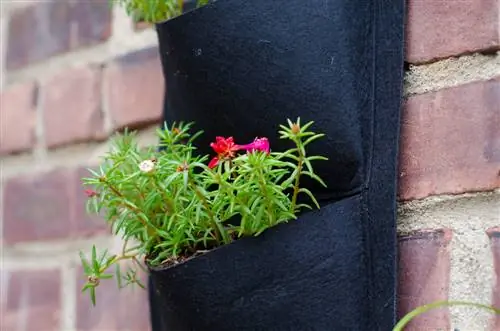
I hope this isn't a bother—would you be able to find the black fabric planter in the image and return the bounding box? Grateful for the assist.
[149,0,405,330]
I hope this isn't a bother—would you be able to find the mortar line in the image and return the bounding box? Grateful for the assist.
[448,231,495,330]
[110,4,136,43]
[0,125,160,180]
[100,62,114,134]
[33,80,48,164]
[0,1,8,92]
[5,26,158,87]
[2,236,114,266]
[404,52,500,96]
[398,189,500,208]
[60,264,77,331]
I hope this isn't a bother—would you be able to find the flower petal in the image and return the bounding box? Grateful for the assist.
[238,137,270,154]
[139,160,155,173]
[210,136,239,155]
[208,157,220,169]
[84,189,99,198]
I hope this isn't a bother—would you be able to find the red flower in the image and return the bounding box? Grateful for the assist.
[207,136,271,169]
[208,136,240,169]
[238,137,270,154]
[210,136,238,155]
[84,189,99,198]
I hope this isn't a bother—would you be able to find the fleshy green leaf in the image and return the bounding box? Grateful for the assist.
[90,287,96,306]
[91,245,99,272]
[80,252,92,274]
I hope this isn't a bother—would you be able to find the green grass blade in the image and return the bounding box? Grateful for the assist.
[393,300,500,331]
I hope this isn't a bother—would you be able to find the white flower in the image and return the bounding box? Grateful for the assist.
[139,160,155,173]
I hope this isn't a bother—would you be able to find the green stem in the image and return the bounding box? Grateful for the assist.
[229,159,237,180]
[121,238,129,256]
[215,176,252,237]
[98,254,137,274]
[133,183,145,200]
[152,177,175,214]
[393,300,500,331]
[132,256,149,274]
[103,179,156,238]
[257,168,274,226]
[188,178,230,244]
[290,142,304,213]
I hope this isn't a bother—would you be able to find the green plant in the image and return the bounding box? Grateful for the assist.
[79,118,327,305]
[394,300,500,331]
[112,0,211,23]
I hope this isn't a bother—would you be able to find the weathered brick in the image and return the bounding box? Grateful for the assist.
[6,2,70,71]
[399,78,500,201]
[0,81,37,155]
[406,0,499,64]
[104,48,164,131]
[397,229,452,331]
[487,227,500,330]
[41,66,105,148]
[1,269,61,331]
[2,167,108,245]
[6,1,111,71]
[76,265,150,331]
[3,168,72,244]
[71,0,112,47]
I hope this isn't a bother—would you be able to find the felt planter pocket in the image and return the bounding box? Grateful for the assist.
[149,193,368,331]
[150,0,405,329]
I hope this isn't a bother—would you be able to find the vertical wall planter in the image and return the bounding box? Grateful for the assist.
[149,0,405,329]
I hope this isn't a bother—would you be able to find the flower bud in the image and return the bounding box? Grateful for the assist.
[291,123,300,134]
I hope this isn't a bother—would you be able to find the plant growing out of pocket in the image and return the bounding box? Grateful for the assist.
[79,118,328,305]
[112,0,211,23]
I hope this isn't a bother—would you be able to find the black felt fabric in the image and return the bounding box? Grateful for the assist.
[149,0,405,329]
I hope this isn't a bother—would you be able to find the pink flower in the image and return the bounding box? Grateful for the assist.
[84,189,99,198]
[238,137,270,154]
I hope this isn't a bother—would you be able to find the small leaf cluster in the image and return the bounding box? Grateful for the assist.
[80,246,146,306]
[111,0,210,23]
[80,118,327,305]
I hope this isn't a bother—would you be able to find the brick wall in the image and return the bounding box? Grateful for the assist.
[0,1,498,330]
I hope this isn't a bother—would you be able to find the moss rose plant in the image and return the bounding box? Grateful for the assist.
[79,118,327,305]
[112,0,211,23]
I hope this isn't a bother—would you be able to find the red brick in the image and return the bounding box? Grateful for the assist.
[0,82,37,155]
[104,48,164,130]
[2,167,108,245]
[3,169,72,244]
[41,66,105,148]
[397,229,452,331]
[71,0,112,47]
[398,78,500,200]
[406,0,499,64]
[6,1,111,71]
[1,269,61,331]
[76,265,150,331]
[487,227,500,330]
